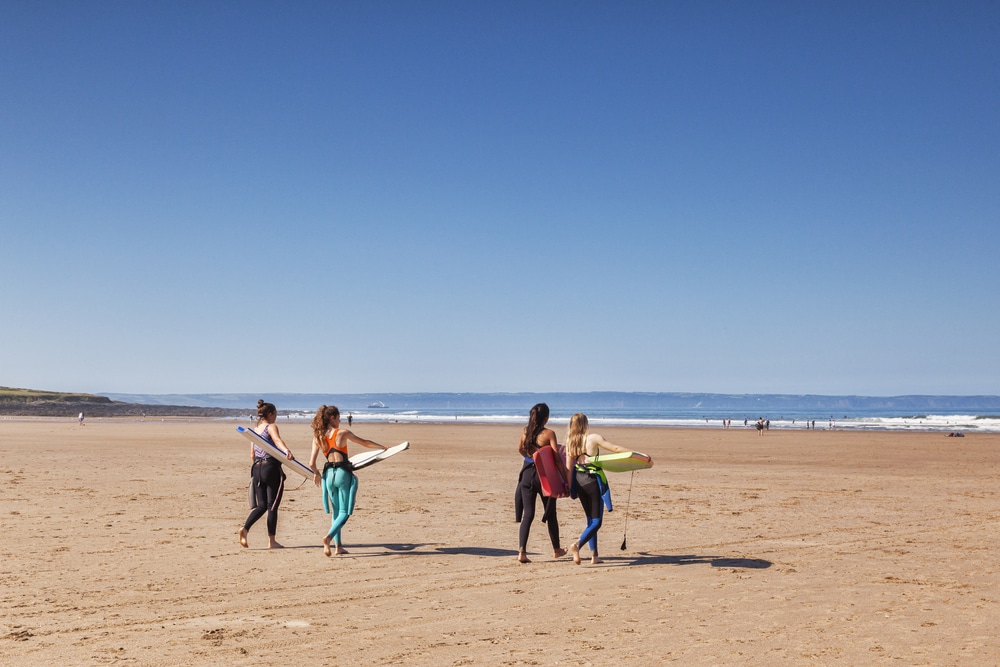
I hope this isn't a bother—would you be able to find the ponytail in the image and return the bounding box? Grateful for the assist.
[311,404,340,444]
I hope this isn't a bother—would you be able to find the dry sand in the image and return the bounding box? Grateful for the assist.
[1,418,999,665]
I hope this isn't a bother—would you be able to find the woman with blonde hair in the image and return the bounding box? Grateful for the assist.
[308,405,387,556]
[239,399,295,549]
[564,412,628,565]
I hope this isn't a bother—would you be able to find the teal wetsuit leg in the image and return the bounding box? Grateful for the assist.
[326,467,358,546]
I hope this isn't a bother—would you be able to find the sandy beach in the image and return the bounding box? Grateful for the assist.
[2,419,999,665]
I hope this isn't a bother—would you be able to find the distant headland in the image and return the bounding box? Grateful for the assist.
[0,386,239,418]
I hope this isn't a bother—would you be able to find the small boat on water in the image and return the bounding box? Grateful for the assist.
[367,400,387,409]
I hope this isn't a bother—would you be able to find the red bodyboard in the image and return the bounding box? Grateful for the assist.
[533,445,569,498]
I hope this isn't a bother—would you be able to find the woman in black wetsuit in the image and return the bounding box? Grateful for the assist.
[564,412,629,565]
[516,403,567,563]
[238,399,295,549]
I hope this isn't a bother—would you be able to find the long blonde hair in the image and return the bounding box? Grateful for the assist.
[565,413,589,459]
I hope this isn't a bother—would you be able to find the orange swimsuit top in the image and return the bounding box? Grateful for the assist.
[322,429,348,459]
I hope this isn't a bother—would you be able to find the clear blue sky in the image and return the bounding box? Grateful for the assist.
[2,2,998,396]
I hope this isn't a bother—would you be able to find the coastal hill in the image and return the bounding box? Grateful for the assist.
[0,386,239,418]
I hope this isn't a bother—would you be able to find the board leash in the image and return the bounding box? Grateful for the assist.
[620,470,635,551]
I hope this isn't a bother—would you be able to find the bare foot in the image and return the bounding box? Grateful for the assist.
[268,540,284,549]
[590,558,603,565]
[334,546,348,556]
[517,552,531,564]
[237,528,248,549]
[553,547,568,559]
[570,543,582,565]
[323,537,332,557]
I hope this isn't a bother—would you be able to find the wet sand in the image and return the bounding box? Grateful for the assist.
[2,419,999,665]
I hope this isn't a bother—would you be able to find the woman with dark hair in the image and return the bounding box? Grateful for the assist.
[516,403,567,563]
[238,399,295,549]
[308,404,387,556]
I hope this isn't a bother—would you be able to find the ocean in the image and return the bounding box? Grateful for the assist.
[105,392,1000,433]
[278,406,1000,433]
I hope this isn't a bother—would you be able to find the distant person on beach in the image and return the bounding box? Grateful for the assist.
[347,413,353,427]
[516,403,567,564]
[239,400,295,549]
[756,418,764,435]
[308,405,387,556]
[78,412,85,426]
[564,413,629,565]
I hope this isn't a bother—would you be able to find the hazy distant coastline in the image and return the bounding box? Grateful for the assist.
[102,391,1000,415]
[0,401,237,418]
[0,386,236,418]
[6,387,999,423]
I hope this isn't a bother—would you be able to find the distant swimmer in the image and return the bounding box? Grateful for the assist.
[239,400,295,549]
[308,405,387,557]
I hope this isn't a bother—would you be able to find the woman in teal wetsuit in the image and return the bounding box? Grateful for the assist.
[308,405,387,556]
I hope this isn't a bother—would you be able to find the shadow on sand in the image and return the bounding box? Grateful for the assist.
[435,546,520,558]
[599,552,772,569]
[320,544,519,558]
[259,543,769,569]
[348,543,436,553]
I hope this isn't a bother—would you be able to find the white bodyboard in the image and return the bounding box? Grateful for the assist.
[237,426,315,478]
[349,441,410,470]
[237,427,409,477]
